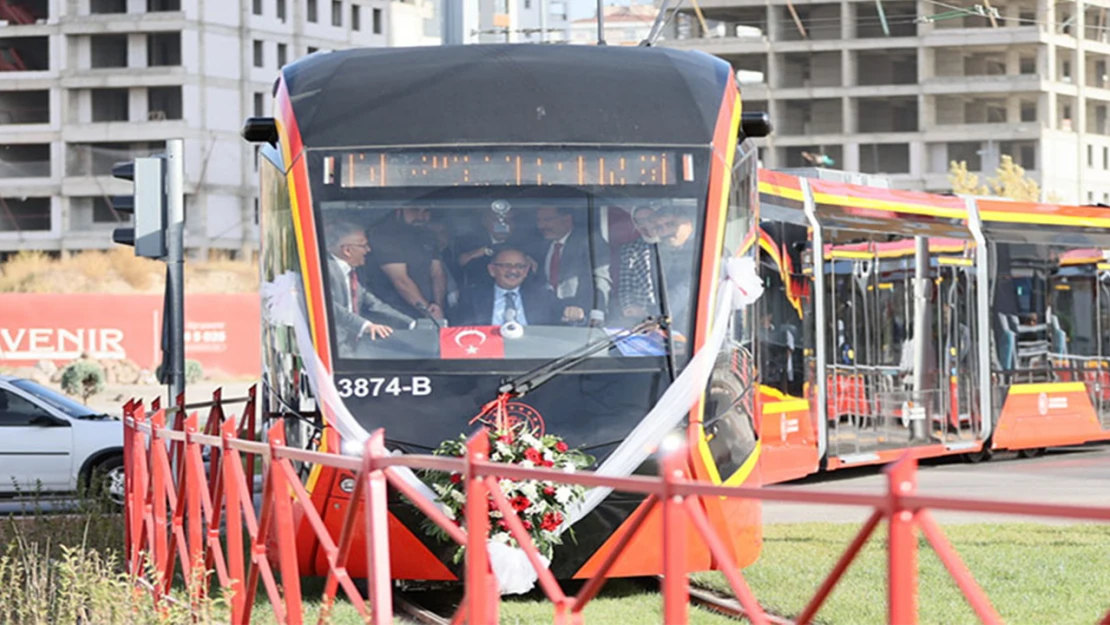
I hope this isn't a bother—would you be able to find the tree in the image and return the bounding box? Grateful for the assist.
[60,360,105,405]
[948,155,1044,202]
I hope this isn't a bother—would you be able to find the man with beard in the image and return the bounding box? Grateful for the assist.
[360,206,448,323]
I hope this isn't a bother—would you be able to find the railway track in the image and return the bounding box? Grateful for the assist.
[391,578,794,624]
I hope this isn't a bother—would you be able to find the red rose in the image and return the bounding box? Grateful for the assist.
[541,459,554,468]
[523,519,533,530]
[511,495,531,512]
[449,473,462,484]
[524,448,543,464]
[540,512,561,532]
[543,486,556,496]
[488,499,497,511]
[498,519,508,530]
[555,441,569,453]
[499,434,514,445]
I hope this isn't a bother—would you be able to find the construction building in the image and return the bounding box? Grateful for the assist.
[442,0,571,44]
[0,0,437,257]
[661,0,1109,202]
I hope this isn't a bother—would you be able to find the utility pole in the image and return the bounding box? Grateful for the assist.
[166,139,185,403]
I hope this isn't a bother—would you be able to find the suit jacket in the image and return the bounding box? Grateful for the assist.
[452,279,561,327]
[326,257,415,344]
[538,228,612,318]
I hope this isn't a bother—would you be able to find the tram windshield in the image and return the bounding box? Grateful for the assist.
[306,146,711,370]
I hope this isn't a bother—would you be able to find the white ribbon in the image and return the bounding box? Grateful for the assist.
[259,255,763,593]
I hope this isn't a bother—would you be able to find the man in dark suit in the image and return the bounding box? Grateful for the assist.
[534,205,611,326]
[324,220,416,349]
[452,247,584,327]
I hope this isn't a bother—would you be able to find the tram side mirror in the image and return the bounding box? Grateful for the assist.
[740,112,772,139]
[242,117,278,147]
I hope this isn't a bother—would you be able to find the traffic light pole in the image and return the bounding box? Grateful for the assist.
[166,138,185,403]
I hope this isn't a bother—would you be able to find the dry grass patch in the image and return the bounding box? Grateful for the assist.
[0,250,258,294]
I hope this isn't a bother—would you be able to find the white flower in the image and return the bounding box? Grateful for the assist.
[555,486,574,505]
[495,441,513,456]
[520,482,538,501]
[562,464,576,474]
[543,449,554,463]
[521,460,535,469]
[492,532,511,545]
[444,507,456,521]
[525,502,545,516]
[498,479,514,493]
[520,432,539,448]
[450,490,466,504]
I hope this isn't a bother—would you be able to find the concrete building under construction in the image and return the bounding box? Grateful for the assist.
[661,0,1110,203]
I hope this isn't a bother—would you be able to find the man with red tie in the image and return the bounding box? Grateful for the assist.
[324,220,416,349]
[535,205,611,325]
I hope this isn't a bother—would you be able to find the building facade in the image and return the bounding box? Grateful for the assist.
[442,0,570,44]
[568,2,657,46]
[0,0,436,257]
[661,0,1109,203]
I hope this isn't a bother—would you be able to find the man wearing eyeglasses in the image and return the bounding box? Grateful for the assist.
[452,246,584,327]
[325,220,416,348]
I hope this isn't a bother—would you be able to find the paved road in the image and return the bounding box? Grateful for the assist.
[762,443,1110,525]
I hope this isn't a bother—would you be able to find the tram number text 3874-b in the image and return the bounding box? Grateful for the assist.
[336,376,432,398]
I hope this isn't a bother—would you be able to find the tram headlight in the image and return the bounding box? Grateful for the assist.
[339,477,356,493]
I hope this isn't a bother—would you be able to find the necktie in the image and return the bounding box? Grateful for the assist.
[348,270,359,313]
[549,241,563,289]
[504,291,518,323]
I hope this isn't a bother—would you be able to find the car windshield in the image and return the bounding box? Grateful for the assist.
[11,378,105,418]
[308,146,709,371]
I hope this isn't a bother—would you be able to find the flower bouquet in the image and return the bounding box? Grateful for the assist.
[419,424,595,567]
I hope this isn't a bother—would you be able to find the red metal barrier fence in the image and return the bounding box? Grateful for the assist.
[122,388,1110,625]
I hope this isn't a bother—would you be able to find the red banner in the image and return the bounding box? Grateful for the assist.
[439,326,505,359]
[0,294,260,377]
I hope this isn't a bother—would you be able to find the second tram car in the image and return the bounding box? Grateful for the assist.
[243,43,773,581]
[753,170,1110,482]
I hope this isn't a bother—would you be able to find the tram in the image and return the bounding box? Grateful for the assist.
[242,43,773,581]
[753,170,1110,483]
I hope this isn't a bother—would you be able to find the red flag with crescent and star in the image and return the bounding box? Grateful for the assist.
[440,326,505,359]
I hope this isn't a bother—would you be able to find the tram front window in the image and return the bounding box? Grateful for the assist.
[307,146,710,370]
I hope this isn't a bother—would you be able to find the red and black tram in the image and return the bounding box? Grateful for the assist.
[243,43,773,581]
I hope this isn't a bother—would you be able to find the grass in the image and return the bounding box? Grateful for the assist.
[693,522,1110,625]
[3,480,1106,625]
[0,249,258,294]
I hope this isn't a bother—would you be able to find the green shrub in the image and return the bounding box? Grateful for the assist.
[59,361,104,405]
[155,359,204,384]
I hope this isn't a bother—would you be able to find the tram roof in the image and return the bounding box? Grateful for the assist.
[757,168,1110,246]
[278,44,732,149]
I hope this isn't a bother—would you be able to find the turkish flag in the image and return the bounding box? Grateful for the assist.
[440,326,505,359]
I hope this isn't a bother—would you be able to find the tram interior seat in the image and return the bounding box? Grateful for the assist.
[1045,309,1069,356]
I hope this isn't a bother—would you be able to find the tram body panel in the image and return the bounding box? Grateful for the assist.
[978,201,1110,450]
[250,44,767,580]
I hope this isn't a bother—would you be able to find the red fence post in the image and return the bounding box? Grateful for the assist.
[220,417,246,625]
[661,441,689,625]
[465,431,497,625]
[886,454,918,625]
[123,400,134,565]
[363,431,394,625]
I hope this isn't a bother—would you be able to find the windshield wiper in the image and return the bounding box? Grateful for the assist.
[650,242,679,382]
[497,316,664,398]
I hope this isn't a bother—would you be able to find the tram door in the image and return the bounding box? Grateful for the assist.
[935,257,981,442]
[824,244,914,461]
[1097,266,1110,428]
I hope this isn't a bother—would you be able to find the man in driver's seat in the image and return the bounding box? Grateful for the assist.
[452,247,583,327]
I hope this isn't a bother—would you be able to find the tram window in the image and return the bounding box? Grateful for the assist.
[306,146,712,367]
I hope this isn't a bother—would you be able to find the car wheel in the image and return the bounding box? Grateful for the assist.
[89,455,125,508]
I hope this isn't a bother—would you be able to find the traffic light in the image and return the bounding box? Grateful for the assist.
[111,157,166,259]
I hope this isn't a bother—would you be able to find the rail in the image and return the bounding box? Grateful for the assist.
[122,387,1110,625]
